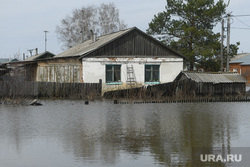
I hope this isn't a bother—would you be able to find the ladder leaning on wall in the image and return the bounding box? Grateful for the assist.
[126,64,136,85]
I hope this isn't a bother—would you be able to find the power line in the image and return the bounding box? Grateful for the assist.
[233,17,250,28]
[231,27,250,30]
[232,14,250,17]
[223,14,250,19]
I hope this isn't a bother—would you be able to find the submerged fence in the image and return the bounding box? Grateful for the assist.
[0,80,102,99]
[114,96,250,104]
[104,82,175,99]
[104,82,250,103]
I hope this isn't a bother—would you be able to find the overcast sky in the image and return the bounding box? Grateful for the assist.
[1,0,250,59]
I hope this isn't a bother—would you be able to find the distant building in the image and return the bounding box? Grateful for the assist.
[0,58,10,77]
[230,53,250,85]
[0,58,10,64]
[0,58,15,77]
[174,71,246,95]
[5,51,55,81]
[24,51,55,61]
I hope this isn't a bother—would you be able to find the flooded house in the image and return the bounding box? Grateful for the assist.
[5,50,55,81]
[40,27,185,92]
[174,71,246,96]
[4,27,185,95]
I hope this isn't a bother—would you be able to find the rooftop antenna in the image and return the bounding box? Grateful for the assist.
[27,49,34,57]
[44,30,49,51]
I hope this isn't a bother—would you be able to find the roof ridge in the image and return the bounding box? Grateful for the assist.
[183,71,239,74]
[97,27,135,38]
[181,71,246,83]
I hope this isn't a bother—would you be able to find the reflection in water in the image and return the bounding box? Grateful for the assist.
[0,100,249,167]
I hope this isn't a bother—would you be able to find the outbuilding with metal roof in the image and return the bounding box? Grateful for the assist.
[174,71,246,95]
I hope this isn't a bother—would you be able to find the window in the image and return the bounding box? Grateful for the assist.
[106,65,121,83]
[145,65,160,83]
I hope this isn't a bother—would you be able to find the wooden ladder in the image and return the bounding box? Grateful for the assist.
[126,65,136,85]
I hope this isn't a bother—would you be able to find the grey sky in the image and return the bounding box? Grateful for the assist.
[0,0,250,59]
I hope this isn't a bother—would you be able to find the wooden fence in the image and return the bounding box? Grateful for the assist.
[0,80,102,99]
[104,82,250,103]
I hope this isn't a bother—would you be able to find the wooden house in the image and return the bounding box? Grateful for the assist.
[174,71,246,96]
[38,27,185,92]
[5,51,55,81]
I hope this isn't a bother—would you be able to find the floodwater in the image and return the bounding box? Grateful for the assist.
[0,100,250,167]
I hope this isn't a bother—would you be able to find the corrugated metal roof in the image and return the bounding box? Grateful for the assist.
[183,71,246,83]
[55,28,133,58]
[230,53,250,65]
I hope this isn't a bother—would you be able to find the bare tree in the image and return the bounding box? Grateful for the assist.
[98,3,127,35]
[56,5,97,49]
[56,3,127,49]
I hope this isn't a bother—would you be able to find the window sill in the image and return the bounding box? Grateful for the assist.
[106,82,122,85]
[145,82,160,85]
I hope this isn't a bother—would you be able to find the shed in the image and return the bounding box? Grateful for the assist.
[174,71,246,95]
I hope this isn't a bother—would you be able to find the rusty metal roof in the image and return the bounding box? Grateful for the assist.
[182,71,246,83]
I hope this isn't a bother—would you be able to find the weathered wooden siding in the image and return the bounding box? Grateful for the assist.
[6,63,37,81]
[37,65,82,83]
[86,30,179,58]
[175,77,246,95]
[36,58,83,83]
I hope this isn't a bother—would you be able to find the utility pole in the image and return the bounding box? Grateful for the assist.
[221,19,224,72]
[226,13,231,71]
[80,30,84,43]
[44,30,49,51]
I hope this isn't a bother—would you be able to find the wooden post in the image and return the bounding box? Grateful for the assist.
[99,79,102,96]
